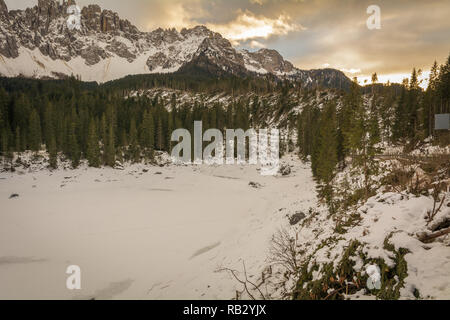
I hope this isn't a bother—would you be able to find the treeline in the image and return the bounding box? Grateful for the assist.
[0,78,266,168]
[298,53,450,211]
[103,71,283,96]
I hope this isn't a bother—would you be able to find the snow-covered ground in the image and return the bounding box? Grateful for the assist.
[1,152,448,300]
[0,156,316,300]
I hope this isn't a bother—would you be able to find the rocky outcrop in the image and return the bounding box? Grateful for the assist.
[147,52,173,71]
[242,48,296,75]
[193,34,248,76]
[0,35,19,58]
[80,45,108,65]
[0,0,8,18]
[106,40,136,62]
[0,1,18,58]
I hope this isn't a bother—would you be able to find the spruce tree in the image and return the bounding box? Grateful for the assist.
[140,111,154,159]
[29,109,42,152]
[15,127,21,152]
[44,101,55,147]
[100,114,107,164]
[344,86,380,199]
[48,135,57,169]
[167,114,174,153]
[68,121,80,168]
[1,128,8,161]
[315,102,339,211]
[129,118,140,163]
[105,123,115,167]
[86,120,100,167]
[156,117,164,151]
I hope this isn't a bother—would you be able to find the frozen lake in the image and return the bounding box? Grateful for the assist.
[0,158,316,299]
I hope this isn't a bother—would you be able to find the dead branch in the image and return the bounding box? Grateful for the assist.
[426,187,447,225]
[323,283,358,300]
[418,227,450,243]
[217,261,267,300]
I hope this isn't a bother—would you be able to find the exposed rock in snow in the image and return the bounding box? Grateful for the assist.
[289,211,306,225]
[249,181,263,189]
[279,164,292,176]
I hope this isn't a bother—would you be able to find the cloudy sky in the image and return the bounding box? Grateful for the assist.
[5,0,450,86]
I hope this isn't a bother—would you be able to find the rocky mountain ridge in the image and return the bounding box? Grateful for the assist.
[0,0,351,89]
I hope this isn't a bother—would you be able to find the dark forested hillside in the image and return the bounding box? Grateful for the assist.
[297,53,450,213]
[0,53,449,173]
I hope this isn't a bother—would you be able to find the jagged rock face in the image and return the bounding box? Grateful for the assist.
[194,34,248,76]
[0,0,18,59]
[241,48,296,75]
[0,0,352,89]
[0,0,8,17]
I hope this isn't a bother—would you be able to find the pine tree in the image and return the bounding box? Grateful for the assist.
[140,111,154,159]
[1,128,8,160]
[156,117,164,151]
[167,114,174,153]
[392,84,408,141]
[68,121,80,168]
[15,127,21,152]
[29,109,42,152]
[86,119,100,167]
[44,101,55,147]
[344,86,380,199]
[438,53,450,113]
[408,68,421,140]
[315,102,339,211]
[48,135,57,169]
[100,114,107,164]
[105,122,115,167]
[371,72,378,96]
[129,118,140,163]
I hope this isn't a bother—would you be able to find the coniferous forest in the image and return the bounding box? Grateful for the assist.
[1,53,449,177]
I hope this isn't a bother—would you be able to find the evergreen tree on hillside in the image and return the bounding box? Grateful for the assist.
[341,78,363,155]
[105,122,116,167]
[1,128,8,159]
[344,84,380,199]
[129,118,141,163]
[315,102,339,211]
[48,135,57,169]
[438,53,450,112]
[156,117,164,151]
[140,111,155,159]
[44,100,55,147]
[167,114,174,153]
[421,62,439,138]
[29,109,42,152]
[100,114,107,164]
[86,120,100,167]
[408,68,421,140]
[15,127,21,152]
[392,82,409,141]
[68,121,80,168]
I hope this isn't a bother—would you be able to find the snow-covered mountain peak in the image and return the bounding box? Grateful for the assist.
[0,0,352,89]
